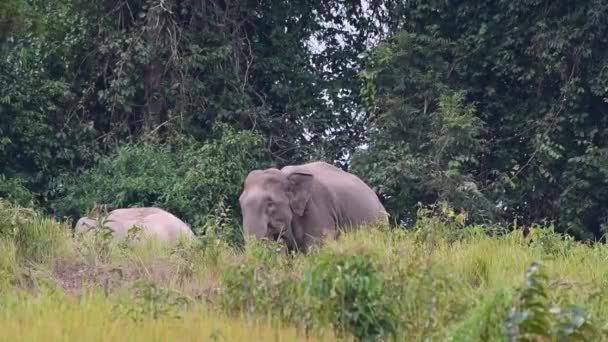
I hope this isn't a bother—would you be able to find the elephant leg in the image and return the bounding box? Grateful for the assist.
[280,227,302,253]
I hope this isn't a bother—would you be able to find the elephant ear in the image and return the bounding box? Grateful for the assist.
[287,172,314,216]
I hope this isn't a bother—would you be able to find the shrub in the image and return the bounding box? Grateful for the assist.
[411,201,470,249]
[526,224,578,257]
[50,125,269,246]
[196,199,245,249]
[0,175,35,207]
[506,261,603,341]
[168,125,268,233]
[49,144,179,222]
[218,240,298,319]
[301,250,397,340]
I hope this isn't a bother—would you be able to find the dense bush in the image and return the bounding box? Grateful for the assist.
[301,250,397,340]
[0,175,35,207]
[50,125,269,244]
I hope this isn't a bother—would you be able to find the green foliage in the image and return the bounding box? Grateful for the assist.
[219,242,399,341]
[168,124,268,232]
[0,290,328,340]
[3,0,608,242]
[0,0,101,198]
[506,261,603,341]
[51,125,268,244]
[0,0,25,42]
[410,201,473,247]
[2,204,608,339]
[0,175,35,207]
[526,225,578,258]
[506,261,553,340]
[218,239,297,317]
[394,255,472,340]
[74,212,121,264]
[353,81,494,226]
[219,263,271,314]
[355,0,608,239]
[302,250,397,340]
[51,144,179,218]
[1,0,395,225]
[199,203,244,249]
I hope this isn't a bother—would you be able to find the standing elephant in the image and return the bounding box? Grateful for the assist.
[238,161,388,253]
[74,207,194,243]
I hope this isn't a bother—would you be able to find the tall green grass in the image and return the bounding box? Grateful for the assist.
[0,289,337,341]
[1,199,608,341]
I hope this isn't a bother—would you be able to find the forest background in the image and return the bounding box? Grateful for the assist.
[2,0,608,242]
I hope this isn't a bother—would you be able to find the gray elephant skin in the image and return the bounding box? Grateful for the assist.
[239,161,388,253]
[75,207,194,243]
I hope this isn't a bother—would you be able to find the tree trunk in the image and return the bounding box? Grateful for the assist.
[143,60,166,136]
[143,6,168,139]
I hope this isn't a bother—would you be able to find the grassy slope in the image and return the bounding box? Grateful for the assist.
[1,200,607,341]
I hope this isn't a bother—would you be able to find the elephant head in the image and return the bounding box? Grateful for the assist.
[238,168,313,248]
[74,217,98,233]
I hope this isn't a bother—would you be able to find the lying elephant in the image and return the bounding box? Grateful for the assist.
[239,161,388,253]
[74,207,194,243]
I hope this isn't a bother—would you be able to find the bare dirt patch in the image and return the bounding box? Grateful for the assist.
[52,259,143,296]
[49,257,215,299]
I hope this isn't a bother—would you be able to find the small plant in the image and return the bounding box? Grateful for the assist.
[89,214,116,262]
[125,224,144,243]
[72,209,118,265]
[0,175,34,207]
[301,250,397,341]
[506,260,602,341]
[506,261,552,340]
[411,201,477,249]
[218,253,299,322]
[551,305,599,341]
[117,280,190,322]
[218,263,270,315]
[200,200,244,248]
[526,224,577,257]
[0,201,37,239]
[245,238,289,269]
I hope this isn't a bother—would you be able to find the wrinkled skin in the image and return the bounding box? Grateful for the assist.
[239,161,388,253]
[74,207,194,243]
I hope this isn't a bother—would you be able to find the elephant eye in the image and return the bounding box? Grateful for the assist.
[267,200,276,211]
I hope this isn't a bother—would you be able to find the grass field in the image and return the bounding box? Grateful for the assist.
[0,290,338,341]
[1,200,607,341]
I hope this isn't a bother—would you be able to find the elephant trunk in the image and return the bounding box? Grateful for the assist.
[241,214,269,240]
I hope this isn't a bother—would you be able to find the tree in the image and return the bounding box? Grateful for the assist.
[0,0,395,222]
[356,0,608,239]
